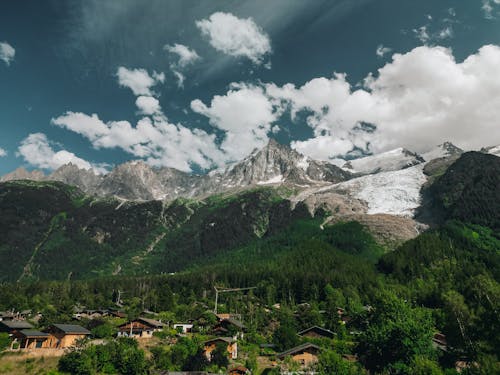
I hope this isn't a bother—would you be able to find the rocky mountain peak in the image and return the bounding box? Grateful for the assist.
[421,142,464,162]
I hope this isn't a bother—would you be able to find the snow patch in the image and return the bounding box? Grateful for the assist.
[333,164,427,217]
[257,174,284,185]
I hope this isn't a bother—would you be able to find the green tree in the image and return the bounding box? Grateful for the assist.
[0,332,10,351]
[357,291,436,373]
[273,324,299,352]
[211,342,229,368]
[317,350,364,375]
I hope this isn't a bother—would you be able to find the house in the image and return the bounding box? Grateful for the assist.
[173,323,193,334]
[229,366,250,375]
[432,332,448,352]
[45,324,91,348]
[298,326,335,339]
[213,318,246,339]
[0,311,15,321]
[12,329,50,349]
[203,337,238,361]
[117,317,165,339]
[0,320,34,335]
[277,343,321,368]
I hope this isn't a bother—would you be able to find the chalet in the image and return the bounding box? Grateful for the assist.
[432,332,448,352]
[298,326,335,339]
[228,366,250,375]
[277,343,321,368]
[0,320,34,335]
[0,311,15,321]
[213,318,246,339]
[12,329,50,349]
[203,337,238,361]
[117,317,165,339]
[173,323,193,334]
[45,324,91,348]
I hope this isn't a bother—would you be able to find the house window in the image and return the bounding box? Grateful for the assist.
[36,340,43,348]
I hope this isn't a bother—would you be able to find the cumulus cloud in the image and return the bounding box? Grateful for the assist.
[164,43,200,67]
[135,96,161,115]
[164,43,200,88]
[52,112,224,172]
[263,45,500,160]
[17,133,107,173]
[0,147,7,157]
[0,41,15,66]
[196,12,271,65]
[376,45,392,58]
[116,67,165,96]
[191,83,278,161]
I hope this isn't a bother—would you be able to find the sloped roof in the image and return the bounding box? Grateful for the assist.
[0,320,33,329]
[50,324,91,334]
[277,343,321,359]
[137,317,164,328]
[18,329,49,338]
[224,318,246,329]
[204,337,234,345]
[298,326,335,338]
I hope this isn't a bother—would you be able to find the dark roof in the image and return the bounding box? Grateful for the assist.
[50,324,91,335]
[204,337,234,345]
[17,329,49,338]
[0,320,34,329]
[277,343,321,359]
[224,318,246,329]
[137,317,164,328]
[298,326,335,338]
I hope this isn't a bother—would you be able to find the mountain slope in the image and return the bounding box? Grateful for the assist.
[342,148,425,175]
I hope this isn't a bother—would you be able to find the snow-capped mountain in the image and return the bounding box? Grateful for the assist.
[1,140,350,201]
[421,142,463,161]
[481,144,500,157]
[342,148,425,175]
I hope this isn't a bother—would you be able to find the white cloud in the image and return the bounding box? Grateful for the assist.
[17,133,107,173]
[482,0,500,18]
[164,44,200,88]
[413,26,430,44]
[376,45,392,58]
[264,45,500,160]
[0,147,7,157]
[116,67,165,96]
[164,43,200,67]
[196,12,271,65]
[0,42,15,66]
[135,96,161,115]
[191,83,278,161]
[52,112,224,173]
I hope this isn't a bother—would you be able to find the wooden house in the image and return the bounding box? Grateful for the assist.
[229,365,250,375]
[203,337,238,361]
[277,343,321,368]
[45,324,91,348]
[117,317,164,339]
[12,329,50,349]
[213,317,246,339]
[0,320,34,335]
[298,326,335,339]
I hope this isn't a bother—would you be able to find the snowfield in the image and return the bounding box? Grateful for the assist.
[336,164,427,216]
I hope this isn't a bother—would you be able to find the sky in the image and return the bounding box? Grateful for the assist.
[1,0,500,175]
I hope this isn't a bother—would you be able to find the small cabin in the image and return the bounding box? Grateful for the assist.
[213,318,246,339]
[118,317,164,339]
[173,323,193,334]
[203,337,238,360]
[12,329,50,349]
[45,324,91,348]
[229,365,251,375]
[277,343,321,368]
[0,320,34,335]
[298,326,335,339]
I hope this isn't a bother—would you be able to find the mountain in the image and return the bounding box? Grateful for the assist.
[418,151,500,231]
[421,141,463,162]
[481,144,500,157]
[1,140,351,201]
[342,147,425,175]
[0,167,45,182]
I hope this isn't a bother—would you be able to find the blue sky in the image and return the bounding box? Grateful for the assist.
[1,0,500,174]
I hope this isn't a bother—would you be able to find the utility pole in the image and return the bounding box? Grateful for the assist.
[213,286,256,315]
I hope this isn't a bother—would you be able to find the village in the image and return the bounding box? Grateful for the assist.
[0,300,375,374]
